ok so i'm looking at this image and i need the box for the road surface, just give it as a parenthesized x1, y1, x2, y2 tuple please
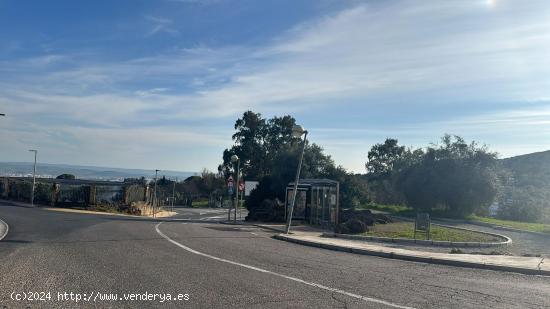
(0, 202, 549, 308)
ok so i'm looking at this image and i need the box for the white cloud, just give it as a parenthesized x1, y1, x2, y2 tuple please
(145, 15, 178, 36)
(2, 1, 550, 171)
(7, 1, 549, 123)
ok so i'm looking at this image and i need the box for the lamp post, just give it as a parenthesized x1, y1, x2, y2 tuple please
(171, 177, 177, 212)
(285, 125, 308, 234)
(230, 154, 240, 223)
(153, 169, 160, 217)
(28, 149, 38, 207)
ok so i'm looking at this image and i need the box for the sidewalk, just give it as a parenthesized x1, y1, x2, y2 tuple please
(0, 199, 177, 218)
(263, 224, 549, 276)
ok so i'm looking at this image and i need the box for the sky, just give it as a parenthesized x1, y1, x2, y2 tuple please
(1, 0, 549, 174)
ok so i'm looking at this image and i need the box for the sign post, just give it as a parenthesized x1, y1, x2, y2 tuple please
(238, 181, 245, 220)
(414, 213, 431, 240)
(227, 176, 234, 221)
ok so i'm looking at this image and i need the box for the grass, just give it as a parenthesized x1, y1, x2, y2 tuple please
(360, 203, 550, 235)
(363, 221, 501, 242)
(190, 198, 242, 208)
(357, 203, 415, 216)
(191, 199, 209, 208)
(88, 204, 121, 214)
(467, 215, 550, 234)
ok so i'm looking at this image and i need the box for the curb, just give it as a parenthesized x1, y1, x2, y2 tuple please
(0, 218, 9, 241)
(461, 221, 550, 238)
(324, 230, 512, 248)
(396, 214, 550, 238)
(274, 234, 549, 276)
(252, 224, 287, 233)
(0, 199, 36, 208)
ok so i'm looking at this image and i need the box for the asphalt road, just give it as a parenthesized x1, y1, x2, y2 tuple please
(1, 202, 549, 308)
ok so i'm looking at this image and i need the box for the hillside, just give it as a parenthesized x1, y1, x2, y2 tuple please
(501, 150, 550, 188)
(498, 150, 550, 223)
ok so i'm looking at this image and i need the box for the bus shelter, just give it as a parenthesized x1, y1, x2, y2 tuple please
(285, 179, 339, 228)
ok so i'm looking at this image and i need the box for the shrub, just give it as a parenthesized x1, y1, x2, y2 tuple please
(56, 174, 76, 180)
(335, 223, 350, 234)
(345, 219, 368, 234)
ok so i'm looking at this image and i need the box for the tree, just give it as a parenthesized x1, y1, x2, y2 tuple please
(395, 135, 498, 217)
(224, 111, 267, 179)
(366, 138, 406, 177)
(56, 174, 76, 180)
(497, 186, 547, 222)
(365, 138, 417, 204)
(124, 176, 146, 185)
(224, 111, 371, 221)
(222, 111, 300, 180)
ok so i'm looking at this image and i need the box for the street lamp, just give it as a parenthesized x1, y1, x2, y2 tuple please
(28, 149, 38, 207)
(230, 154, 240, 223)
(171, 177, 177, 212)
(217, 165, 224, 208)
(153, 169, 160, 217)
(285, 125, 308, 234)
(0, 113, 5, 116)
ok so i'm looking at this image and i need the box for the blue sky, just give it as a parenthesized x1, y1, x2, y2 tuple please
(1, 0, 549, 173)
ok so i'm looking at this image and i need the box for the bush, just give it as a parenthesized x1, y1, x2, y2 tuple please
(374, 213, 393, 224)
(8, 180, 32, 202)
(339, 209, 393, 227)
(344, 219, 368, 234)
(245, 176, 286, 221)
(335, 223, 350, 234)
(56, 174, 76, 180)
(245, 198, 284, 222)
(34, 183, 54, 204)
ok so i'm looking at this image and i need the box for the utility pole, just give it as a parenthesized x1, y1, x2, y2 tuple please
(286, 125, 308, 234)
(231, 155, 240, 223)
(239, 184, 244, 220)
(28, 150, 38, 207)
(171, 177, 177, 212)
(153, 169, 160, 217)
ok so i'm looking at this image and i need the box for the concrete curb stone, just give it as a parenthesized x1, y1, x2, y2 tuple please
(274, 234, 549, 276)
(324, 231, 511, 248)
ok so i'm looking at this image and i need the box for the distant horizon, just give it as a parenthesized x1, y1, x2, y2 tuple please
(0, 161, 197, 182)
(2, 146, 549, 176)
(0, 161, 197, 174)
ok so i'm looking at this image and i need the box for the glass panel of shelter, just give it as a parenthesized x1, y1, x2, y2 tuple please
(310, 187, 316, 225)
(330, 186, 337, 225)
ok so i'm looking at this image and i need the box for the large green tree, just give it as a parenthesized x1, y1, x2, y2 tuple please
(366, 138, 406, 177)
(394, 135, 498, 217)
(222, 111, 300, 180)
(224, 111, 368, 218)
(365, 138, 421, 204)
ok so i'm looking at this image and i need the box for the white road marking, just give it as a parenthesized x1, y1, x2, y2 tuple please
(155, 222, 416, 309)
(0, 218, 8, 241)
(199, 214, 227, 221)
